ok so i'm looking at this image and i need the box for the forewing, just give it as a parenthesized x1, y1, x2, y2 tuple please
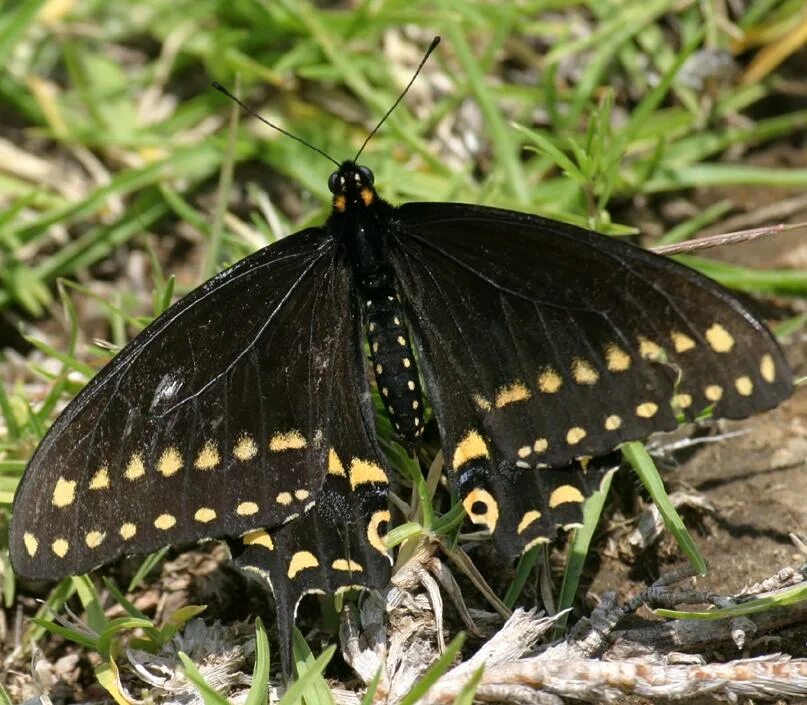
(10, 229, 386, 579)
(391, 202, 792, 554)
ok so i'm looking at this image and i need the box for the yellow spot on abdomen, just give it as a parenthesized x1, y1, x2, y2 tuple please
(120, 523, 137, 540)
(572, 359, 599, 385)
(195, 440, 220, 469)
(549, 485, 585, 507)
(705, 323, 734, 353)
(332, 558, 363, 572)
(51, 538, 69, 558)
(125, 453, 145, 480)
(276, 492, 293, 505)
(705, 385, 723, 402)
(194, 507, 217, 523)
(463, 488, 499, 532)
(23, 533, 38, 557)
(349, 459, 388, 489)
(288, 550, 319, 578)
(328, 448, 346, 476)
(367, 510, 391, 555)
(566, 427, 587, 445)
(243, 529, 274, 550)
(269, 430, 306, 452)
(638, 336, 663, 361)
(671, 331, 696, 353)
(237, 501, 259, 516)
(154, 513, 176, 530)
(538, 368, 562, 393)
(85, 531, 105, 548)
(89, 466, 110, 490)
(157, 447, 183, 477)
(517, 510, 542, 534)
(605, 344, 631, 372)
(452, 430, 489, 469)
(604, 415, 622, 430)
(234, 434, 258, 461)
(735, 376, 753, 396)
(495, 382, 531, 408)
(52, 477, 76, 507)
(636, 402, 658, 418)
(760, 354, 776, 383)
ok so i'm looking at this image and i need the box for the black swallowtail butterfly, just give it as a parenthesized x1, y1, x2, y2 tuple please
(9, 37, 793, 672)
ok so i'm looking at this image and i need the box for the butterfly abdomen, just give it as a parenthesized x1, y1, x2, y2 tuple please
(359, 266, 424, 448)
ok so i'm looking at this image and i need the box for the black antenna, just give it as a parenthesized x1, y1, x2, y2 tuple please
(211, 82, 341, 167)
(354, 35, 441, 162)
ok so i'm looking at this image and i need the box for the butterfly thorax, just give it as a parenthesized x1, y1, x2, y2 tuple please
(327, 161, 425, 449)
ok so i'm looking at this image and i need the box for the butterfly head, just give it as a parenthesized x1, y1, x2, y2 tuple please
(328, 161, 376, 213)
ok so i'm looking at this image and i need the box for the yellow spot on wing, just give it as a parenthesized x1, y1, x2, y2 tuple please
(294, 489, 310, 501)
(494, 382, 531, 408)
(760, 354, 776, 383)
(705, 385, 723, 402)
(605, 415, 622, 430)
(517, 510, 542, 534)
(332, 559, 363, 572)
(194, 507, 217, 523)
(671, 331, 696, 353)
(89, 466, 110, 490)
(463, 488, 499, 532)
(367, 510, 391, 555)
(120, 523, 137, 540)
(276, 492, 293, 505)
(524, 536, 551, 552)
(705, 323, 734, 353)
(52, 477, 76, 507)
(572, 359, 599, 385)
(288, 550, 319, 578)
(674, 393, 692, 409)
(349, 459, 388, 489)
(638, 336, 663, 360)
(538, 368, 562, 393)
(452, 430, 489, 469)
(243, 529, 274, 549)
(237, 501, 259, 516)
(85, 531, 105, 548)
(234, 434, 258, 461)
(473, 394, 492, 411)
(533, 438, 548, 453)
(51, 538, 69, 558)
(157, 447, 183, 477)
(195, 440, 220, 469)
(636, 402, 658, 418)
(605, 344, 631, 372)
(125, 453, 145, 480)
(566, 427, 587, 445)
(23, 533, 38, 557)
(154, 513, 176, 530)
(549, 485, 585, 507)
(402, 358, 411, 368)
(328, 448, 346, 476)
(735, 376, 753, 396)
(269, 430, 306, 452)
(517, 446, 531, 458)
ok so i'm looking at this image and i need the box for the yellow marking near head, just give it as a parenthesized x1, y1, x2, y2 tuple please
(333, 194, 346, 212)
(636, 402, 658, 418)
(463, 488, 499, 532)
(524, 536, 551, 552)
(566, 427, 587, 445)
(237, 501, 259, 516)
(549, 484, 585, 507)
(572, 359, 599, 385)
(538, 368, 562, 393)
(349, 459, 388, 489)
(533, 438, 548, 453)
(269, 430, 307, 453)
(194, 507, 217, 523)
(517, 445, 531, 458)
(517, 510, 542, 534)
(638, 336, 663, 361)
(154, 513, 176, 530)
(495, 382, 531, 408)
(360, 187, 374, 206)
(473, 394, 492, 412)
(288, 551, 319, 578)
(125, 453, 145, 480)
(85, 531, 105, 548)
(194, 440, 220, 470)
(295, 489, 310, 501)
(403, 358, 411, 368)
(605, 415, 622, 431)
(120, 523, 137, 540)
(760, 354, 776, 383)
(243, 529, 274, 550)
(452, 430, 489, 469)
(705, 385, 723, 402)
(332, 558, 363, 572)
(674, 393, 692, 409)
(23, 533, 38, 557)
(276, 492, 293, 505)
(671, 331, 696, 353)
(328, 448, 346, 476)
(157, 447, 183, 477)
(735, 376, 753, 396)
(705, 323, 734, 353)
(52, 477, 76, 507)
(51, 538, 69, 558)
(234, 434, 258, 461)
(89, 466, 110, 490)
(367, 510, 391, 555)
(605, 344, 631, 372)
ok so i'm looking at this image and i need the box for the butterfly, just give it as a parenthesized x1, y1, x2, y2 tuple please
(8, 37, 793, 673)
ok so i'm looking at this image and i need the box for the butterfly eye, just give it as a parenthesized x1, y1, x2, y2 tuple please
(327, 172, 341, 194)
(358, 165, 374, 185)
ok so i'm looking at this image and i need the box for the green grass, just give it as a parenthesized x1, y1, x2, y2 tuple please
(1, 1, 806, 702)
